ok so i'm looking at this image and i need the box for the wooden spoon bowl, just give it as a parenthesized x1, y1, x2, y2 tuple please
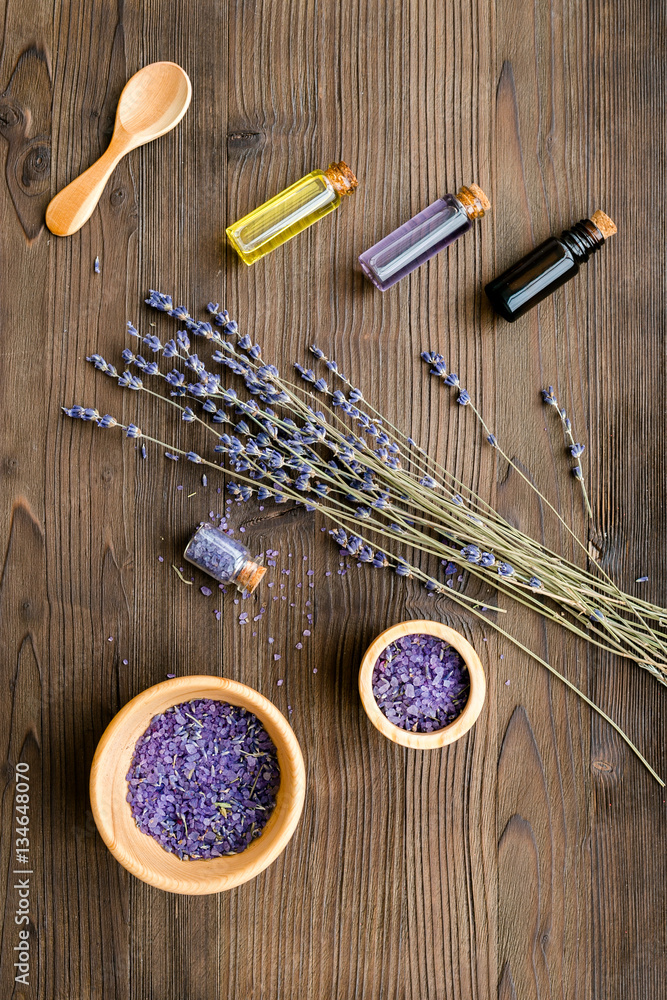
(46, 61, 192, 237)
(358, 620, 486, 749)
(89, 675, 306, 895)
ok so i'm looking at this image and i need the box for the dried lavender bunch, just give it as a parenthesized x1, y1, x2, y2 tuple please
(62, 291, 667, 784)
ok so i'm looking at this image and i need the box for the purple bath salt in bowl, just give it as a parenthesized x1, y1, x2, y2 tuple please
(372, 633, 470, 733)
(125, 698, 280, 860)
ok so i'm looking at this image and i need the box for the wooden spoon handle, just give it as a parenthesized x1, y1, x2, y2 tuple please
(46, 144, 125, 237)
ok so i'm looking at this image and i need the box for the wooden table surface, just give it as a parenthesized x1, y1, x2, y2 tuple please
(1, 1, 666, 998)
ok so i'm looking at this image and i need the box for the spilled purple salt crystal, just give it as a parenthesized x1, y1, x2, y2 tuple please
(372, 633, 470, 733)
(126, 698, 280, 859)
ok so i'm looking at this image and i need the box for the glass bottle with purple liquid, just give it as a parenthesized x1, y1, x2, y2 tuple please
(359, 184, 490, 291)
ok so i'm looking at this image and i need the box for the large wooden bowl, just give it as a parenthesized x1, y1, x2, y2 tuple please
(358, 620, 486, 749)
(90, 675, 306, 894)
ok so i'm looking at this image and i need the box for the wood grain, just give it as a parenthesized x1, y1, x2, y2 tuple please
(0, 0, 665, 997)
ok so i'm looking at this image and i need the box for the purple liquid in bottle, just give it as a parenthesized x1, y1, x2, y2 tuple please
(359, 186, 489, 291)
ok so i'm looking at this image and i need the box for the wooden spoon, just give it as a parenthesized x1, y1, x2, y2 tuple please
(46, 62, 192, 237)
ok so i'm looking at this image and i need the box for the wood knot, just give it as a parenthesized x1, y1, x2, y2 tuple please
(109, 186, 126, 208)
(0, 99, 23, 130)
(226, 129, 264, 152)
(592, 759, 614, 773)
(19, 141, 51, 194)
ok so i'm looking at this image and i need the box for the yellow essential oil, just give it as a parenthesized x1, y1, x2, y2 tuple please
(226, 161, 358, 265)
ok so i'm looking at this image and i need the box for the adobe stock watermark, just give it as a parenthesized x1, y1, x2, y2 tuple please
(13, 762, 32, 987)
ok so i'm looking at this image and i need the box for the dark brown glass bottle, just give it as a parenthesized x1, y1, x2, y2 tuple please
(485, 210, 616, 322)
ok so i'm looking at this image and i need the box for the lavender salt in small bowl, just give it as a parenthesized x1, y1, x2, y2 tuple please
(358, 620, 486, 749)
(90, 676, 305, 894)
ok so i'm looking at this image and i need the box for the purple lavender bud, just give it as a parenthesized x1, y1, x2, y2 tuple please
(143, 334, 162, 352)
(348, 388, 363, 403)
(528, 576, 542, 588)
(325, 359, 338, 373)
(457, 389, 471, 405)
(572, 465, 583, 480)
(541, 386, 557, 406)
(182, 407, 195, 422)
(98, 414, 118, 428)
(487, 434, 497, 447)
(165, 452, 179, 461)
(444, 373, 459, 387)
(145, 289, 173, 312)
(419, 475, 437, 488)
(314, 378, 328, 393)
(121, 348, 135, 363)
(590, 609, 605, 623)
(480, 552, 496, 567)
(94, 255, 100, 273)
(310, 345, 326, 359)
(127, 322, 140, 338)
(569, 443, 585, 458)
(118, 371, 143, 390)
(82, 407, 100, 421)
(126, 423, 141, 438)
(498, 562, 514, 577)
(460, 544, 482, 563)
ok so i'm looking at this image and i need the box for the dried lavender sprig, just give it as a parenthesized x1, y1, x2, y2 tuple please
(125, 320, 667, 657)
(88, 341, 667, 671)
(542, 385, 593, 519)
(137, 309, 667, 663)
(146, 299, 667, 668)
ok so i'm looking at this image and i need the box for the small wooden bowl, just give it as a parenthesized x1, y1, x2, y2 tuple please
(90, 675, 306, 895)
(358, 620, 486, 749)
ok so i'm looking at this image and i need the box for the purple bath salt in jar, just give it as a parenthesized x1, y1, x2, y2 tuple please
(184, 522, 266, 594)
(359, 184, 490, 291)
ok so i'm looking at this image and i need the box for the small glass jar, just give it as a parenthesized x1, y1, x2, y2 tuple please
(184, 523, 266, 594)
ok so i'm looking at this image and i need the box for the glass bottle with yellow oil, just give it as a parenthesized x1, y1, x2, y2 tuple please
(226, 161, 358, 265)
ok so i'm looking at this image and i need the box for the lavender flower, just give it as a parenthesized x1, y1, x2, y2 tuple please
(542, 384, 592, 518)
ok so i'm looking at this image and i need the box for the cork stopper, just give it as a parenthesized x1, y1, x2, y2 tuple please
(324, 161, 358, 196)
(456, 184, 491, 220)
(236, 561, 267, 594)
(590, 209, 617, 240)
